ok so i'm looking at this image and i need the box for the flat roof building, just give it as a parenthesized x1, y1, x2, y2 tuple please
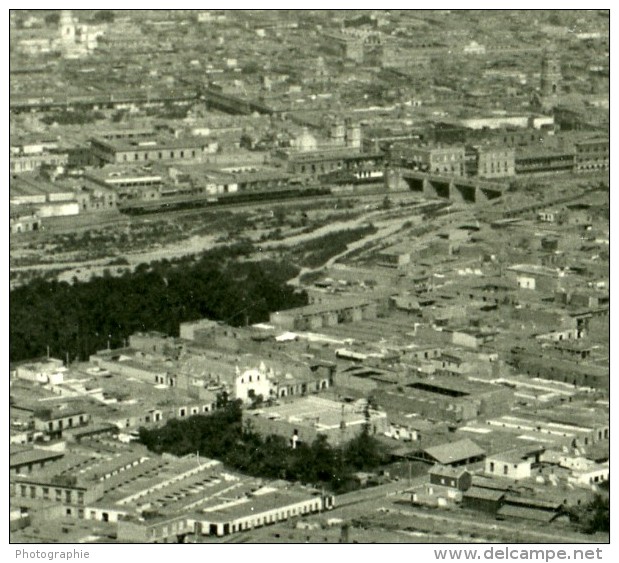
(90, 136, 212, 166)
(247, 396, 388, 447)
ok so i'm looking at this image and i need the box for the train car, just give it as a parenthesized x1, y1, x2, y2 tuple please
(118, 184, 332, 216)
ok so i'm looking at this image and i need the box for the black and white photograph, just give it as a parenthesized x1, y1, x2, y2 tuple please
(8, 6, 611, 552)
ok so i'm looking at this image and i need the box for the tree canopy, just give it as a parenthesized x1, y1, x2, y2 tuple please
(138, 400, 386, 493)
(568, 494, 610, 534)
(10, 244, 306, 363)
(92, 10, 115, 23)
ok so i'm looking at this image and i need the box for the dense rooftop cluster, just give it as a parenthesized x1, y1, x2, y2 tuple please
(10, 9, 608, 544)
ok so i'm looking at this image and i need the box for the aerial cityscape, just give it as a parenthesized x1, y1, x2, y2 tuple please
(9, 9, 609, 545)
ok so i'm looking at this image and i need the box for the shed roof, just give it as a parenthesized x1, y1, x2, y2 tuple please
(497, 504, 557, 522)
(429, 464, 470, 480)
(463, 486, 505, 501)
(424, 438, 486, 465)
(9, 448, 64, 468)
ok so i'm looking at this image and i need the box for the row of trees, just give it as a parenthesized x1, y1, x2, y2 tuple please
(10, 244, 307, 363)
(289, 225, 377, 268)
(41, 110, 106, 126)
(138, 398, 386, 494)
(44, 10, 114, 25)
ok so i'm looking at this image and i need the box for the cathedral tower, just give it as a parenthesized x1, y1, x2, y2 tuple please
(541, 47, 561, 97)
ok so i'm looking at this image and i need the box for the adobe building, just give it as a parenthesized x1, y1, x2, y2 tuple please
(429, 465, 473, 491)
(269, 298, 378, 331)
(485, 446, 545, 480)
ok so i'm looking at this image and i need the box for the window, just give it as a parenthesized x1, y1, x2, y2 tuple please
(503, 465, 508, 475)
(56, 489, 62, 501)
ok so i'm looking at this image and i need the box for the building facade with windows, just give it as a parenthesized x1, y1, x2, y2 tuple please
(90, 137, 210, 166)
(574, 137, 609, 173)
(391, 144, 466, 177)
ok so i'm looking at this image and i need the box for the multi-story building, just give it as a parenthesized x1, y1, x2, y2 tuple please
(85, 167, 164, 202)
(12, 473, 105, 519)
(574, 137, 609, 173)
(474, 146, 516, 178)
(391, 144, 466, 177)
(515, 147, 575, 175)
(9, 207, 41, 234)
(90, 136, 211, 166)
(33, 407, 90, 438)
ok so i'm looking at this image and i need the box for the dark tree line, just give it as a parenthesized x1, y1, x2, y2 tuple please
(138, 399, 386, 494)
(568, 494, 610, 534)
(40, 110, 106, 126)
(10, 244, 307, 363)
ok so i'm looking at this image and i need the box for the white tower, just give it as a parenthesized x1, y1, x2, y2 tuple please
(59, 10, 76, 45)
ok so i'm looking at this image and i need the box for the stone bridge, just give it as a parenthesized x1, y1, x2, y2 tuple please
(386, 168, 506, 204)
